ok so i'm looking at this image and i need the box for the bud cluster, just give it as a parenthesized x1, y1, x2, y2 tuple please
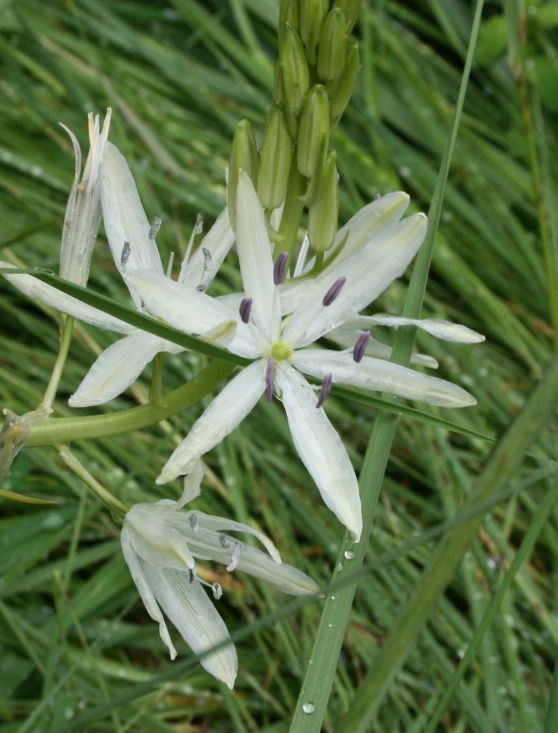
(227, 0, 362, 264)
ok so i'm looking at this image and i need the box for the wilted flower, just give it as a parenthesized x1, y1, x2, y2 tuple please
(125, 173, 482, 540)
(59, 109, 112, 286)
(121, 461, 318, 688)
(0, 407, 51, 481)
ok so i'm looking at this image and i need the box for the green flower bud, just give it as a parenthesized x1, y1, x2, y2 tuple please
(299, 0, 328, 66)
(317, 9, 347, 82)
(279, 0, 299, 46)
(327, 41, 360, 129)
(332, 0, 363, 34)
(308, 151, 339, 254)
(257, 106, 293, 211)
(228, 120, 258, 231)
(297, 85, 329, 179)
(280, 23, 310, 137)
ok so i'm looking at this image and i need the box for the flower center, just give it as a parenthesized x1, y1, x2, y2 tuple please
(270, 340, 293, 361)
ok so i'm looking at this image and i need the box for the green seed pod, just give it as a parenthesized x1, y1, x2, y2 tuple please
(308, 151, 339, 254)
(278, 0, 299, 45)
(317, 9, 347, 82)
(299, 0, 328, 66)
(227, 119, 258, 231)
(257, 106, 293, 211)
(297, 85, 329, 178)
(332, 0, 363, 34)
(327, 40, 360, 129)
(280, 23, 310, 137)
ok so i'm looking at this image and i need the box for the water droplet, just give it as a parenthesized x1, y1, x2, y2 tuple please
(302, 702, 315, 714)
(330, 595, 336, 600)
(31, 165, 43, 177)
(64, 708, 74, 720)
(344, 550, 354, 560)
(328, 623, 334, 628)
(399, 166, 411, 178)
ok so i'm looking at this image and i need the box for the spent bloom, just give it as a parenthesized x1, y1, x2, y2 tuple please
(126, 173, 481, 540)
(60, 109, 112, 286)
(121, 461, 318, 688)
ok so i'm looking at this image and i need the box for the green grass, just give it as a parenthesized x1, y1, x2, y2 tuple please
(1, 1, 558, 732)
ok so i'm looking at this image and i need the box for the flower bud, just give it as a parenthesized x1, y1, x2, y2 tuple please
(297, 85, 329, 178)
(59, 108, 112, 287)
(317, 9, 347, 82)
(299, 0, 328, 65)
(332, 0, 363, 33)
(327, 41, 360, 129)
(257, 106, 293, 210)
(278, 0, 299, 45)
(308, 151, 339, 253)
(227, 120, 259, 231)
(0, 408, 51, 481)
(280, 23, 310, 138)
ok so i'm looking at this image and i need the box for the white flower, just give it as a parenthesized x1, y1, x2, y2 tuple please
(59, 109, 112, 287)
(126, 173, 480, 540)
(68, 142, 237, 407)
(121, 461, 318, 688)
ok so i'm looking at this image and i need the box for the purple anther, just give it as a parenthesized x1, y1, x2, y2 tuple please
(374, 193, 381, 201)
(316, 373, 333, 408)
(322, 276, 346, 306)
(273, 251, 289, 285)
(353, 332, 371, 363)
(265, 358, 274, 402)
(239, 296, 253, 324)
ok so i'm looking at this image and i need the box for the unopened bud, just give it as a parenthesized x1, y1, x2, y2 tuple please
(327, 41, 360, 129)
(317, 9, 347, 82)
(332, 0, 363, 34)
(280, 23, 310, 138)
(299, 0, 328, 65)
(60, 108, 112, 287)
(257, 106, 293, 210)
(278, 0, 299, 45)
(0, 408, 51, 481)
(297, 86, 329, 179)
(227, 120, 259, 231)
(308, 152, 339, 253)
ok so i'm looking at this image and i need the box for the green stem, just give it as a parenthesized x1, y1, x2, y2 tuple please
(39, 316, 74, 411)
(278, 159, 306, 264)
(27, 360, 235, 447)
(342, 352, 558, 733)
(149, 352, 165, 405)
(57, 444, 129, 515)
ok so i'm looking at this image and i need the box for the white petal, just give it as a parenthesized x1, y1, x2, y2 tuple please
(282, 214, 428, 348)
(236, 171, 280, 341)
(69, 331, 168, 407)
(326, 325, 439, 369)
(275, 365, 362, 540)
(1, 263, 134, 334)
(126, 270, 259, 359)
(292, 349, 476, 407)
(366, 314, 486, 343)
(121, 527, 177, 659)
(176, 459, 206, 509)
(158, 360, 266, 484)
(194, 514, 282, 564)
(101, 142, 163, 307)
(125, 510, 196, 571)
(141, 565, 237, 688)
(179, 207, 235, 291)
(327, 191, 410, 267)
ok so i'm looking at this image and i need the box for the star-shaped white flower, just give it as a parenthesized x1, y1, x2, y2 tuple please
(122, 461, 318, 688)
(127, 173, 479, 540)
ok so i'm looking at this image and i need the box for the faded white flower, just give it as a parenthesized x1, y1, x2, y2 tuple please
(121, 461, 318, 688)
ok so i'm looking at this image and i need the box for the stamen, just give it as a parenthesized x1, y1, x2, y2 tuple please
(188, 513, 199, 532)
(212, 582, 223, 600)
(189, 566, 197, 583)
(316, 373, 333, 408)
(239, 297, 253, 324)
(227, 543, 242, 572)
(374, 193, 381, 201)
(322, 276, 346, 306)
(353, 332, 371, 363)
(219, 534, 231, 549)
(121, 241, 131, 266)
(293, 233, 310, 278)
(273, 251, 289, 285)
(202, 247, 212, 271)
(149, 216, 162, 240)
(265, 358, 274, 402)
(166, 251, 175, 278)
